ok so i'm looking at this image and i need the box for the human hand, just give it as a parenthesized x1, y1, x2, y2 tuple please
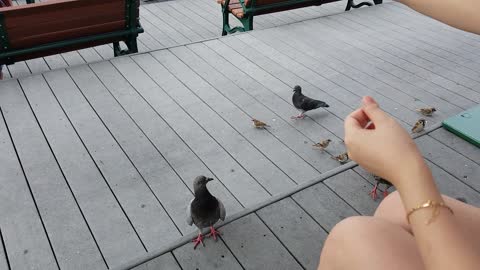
(344, 96, 426, 186)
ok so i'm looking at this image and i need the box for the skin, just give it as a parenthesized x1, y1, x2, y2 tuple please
(395, 0, 480, 35)
(318, 96, 480, 270)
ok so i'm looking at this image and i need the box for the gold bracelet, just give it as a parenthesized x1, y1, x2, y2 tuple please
(406, 200, 454, 225)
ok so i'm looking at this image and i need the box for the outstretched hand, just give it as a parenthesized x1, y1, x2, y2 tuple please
(344, 96, 425, 186)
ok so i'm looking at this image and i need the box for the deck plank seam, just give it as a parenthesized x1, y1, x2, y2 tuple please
(129, 56, 276, 197)
(106, 60, 247, 209)
(0, 227, 12, 270)
(162, 48, 322, 180)
(38, 74, 150, 253)
(61, 69, 185, 239)
(0, 106, 62, 270)
(111, 122, 443, 270)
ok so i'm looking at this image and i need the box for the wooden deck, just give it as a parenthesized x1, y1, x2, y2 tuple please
(1, 2, 480, 270)
(3, 0, 352, 79)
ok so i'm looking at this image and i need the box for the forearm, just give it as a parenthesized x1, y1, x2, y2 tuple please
(396, 0, 480, 35)
(395, 158, 480, 270)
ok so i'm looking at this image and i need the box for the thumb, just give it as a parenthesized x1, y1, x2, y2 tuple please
(362, 96, 388, 123)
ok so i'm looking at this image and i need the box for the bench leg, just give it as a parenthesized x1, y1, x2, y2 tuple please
(240, 16, 253, 32)
(345, 0, 373, 11)
(113, 37, 139, 57)
(222, 6, 229, 36)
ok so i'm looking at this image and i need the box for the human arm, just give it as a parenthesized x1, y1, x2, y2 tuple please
(396, 0, 480, 35)
(344, 96, 480, 270)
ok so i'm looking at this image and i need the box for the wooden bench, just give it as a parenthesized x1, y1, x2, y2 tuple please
(219, 0, 382, 35)
(0, 0, 143, 71)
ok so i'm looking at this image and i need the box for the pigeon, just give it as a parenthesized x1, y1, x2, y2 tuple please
(416, 107, 436, 116)
(313, 139, 331, 150)
(331, 152, 349, 164)
(187, 176, 226, 249)
(252, 118, 269, 129)
(291, 85, 329, 119)
(411, 119, 426, 133)
(370, 175, 393, 201)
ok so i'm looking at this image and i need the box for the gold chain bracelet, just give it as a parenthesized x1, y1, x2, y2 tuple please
(406, 200, 454, 225)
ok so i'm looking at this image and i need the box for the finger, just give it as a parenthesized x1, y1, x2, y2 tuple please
(361, 96, 389, 123)
(347, 108, 371, 128)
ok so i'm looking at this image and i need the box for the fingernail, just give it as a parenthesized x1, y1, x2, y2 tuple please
(362, 96, 376, 106)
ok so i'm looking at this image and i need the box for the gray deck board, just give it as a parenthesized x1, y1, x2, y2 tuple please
(19, 74, 146, 267)
(271, 22, 434, 123)
(134, 52, 300, 194)
(221, 213, 303, 270)
(0, 230, 8, 270)
(173, 239, 243, 270)
(111, 56, 271, 207)
(1, 3, 480, 269)
(292, 183, 358, 232)
(156, 48, 320, 186)
(257, 198, 328, 270)
(416, 135, 480, 192)
(313, 19, 466, 117)
(249, 26, 420, 129)
(203, 39, 350, 150)
(170, 45, 342, 177)
(66, 65, 197, 235)
(230, 34, 350, 137)
(333, 13, 480, 103)
(0, 90, 59, 270)
(383, 4, 480, 62)
(429, 129, 480, 166)
(321, 15, 477, 110)
(42, 69, 182, 251)
(375, 5, 480, 75)
(0, 79, 106, 270)
(324, 170, 379, 216)
(350, 7, 480, 90)
(131, 253, 181, 270)
(187, 42, 348, 160)
(88, 60, 244, 223)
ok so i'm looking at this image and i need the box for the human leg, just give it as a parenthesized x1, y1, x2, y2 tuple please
(318, 216, 425, 270)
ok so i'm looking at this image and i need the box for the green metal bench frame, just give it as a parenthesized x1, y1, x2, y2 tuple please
(0, 0, 144, 66)
(221, 0, 382, 35)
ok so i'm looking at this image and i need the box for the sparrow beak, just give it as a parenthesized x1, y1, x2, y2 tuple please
(207, 178, 214, 182)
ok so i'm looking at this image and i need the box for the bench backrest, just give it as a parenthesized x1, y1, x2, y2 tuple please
(0, 0, 11, 7)
(0, 0, 140, 63)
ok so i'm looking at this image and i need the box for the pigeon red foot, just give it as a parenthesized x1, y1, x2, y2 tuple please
(192, 233, 205, 249)
(208, 226, 221, 241)
(369, 183, 390, 201)
(291, 113, 305, 119)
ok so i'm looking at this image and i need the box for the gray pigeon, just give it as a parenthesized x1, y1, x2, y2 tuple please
(291, 85, 329, 119)
(187, 175, 226, 249)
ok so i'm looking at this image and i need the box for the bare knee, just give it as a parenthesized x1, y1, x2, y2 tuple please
(319, 216, 377, 269)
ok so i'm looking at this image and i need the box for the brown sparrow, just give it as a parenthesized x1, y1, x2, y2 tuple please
(331, 152, 349, 164)
(416, 107, 436, 116)
(252, 118, 269, 129)
(312, 139, 331, 150)
(411, 119, 426, 133)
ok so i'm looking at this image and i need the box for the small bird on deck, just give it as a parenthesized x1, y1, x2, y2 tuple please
(291, 85, 329, 119)
(370, 175, 393, 201)
(313, 139, 331, 150)
(411, 119, 426, 133)
(331, 152, 349, 164)
(416, 107, 436, 117)
(187, 176, 226, 249)
(252, 118, 269, 129)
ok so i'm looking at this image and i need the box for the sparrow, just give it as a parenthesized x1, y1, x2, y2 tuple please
(331, 152, 349, 164)
(416, 107, 436, 116)
(187, 176, 226, 249)
(312, 139, 332, 150)
(369, 175, 393, 201)
(252, 118, 269, 128)
(411, 119, 426, 133)
(291, 85, 329, 119)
